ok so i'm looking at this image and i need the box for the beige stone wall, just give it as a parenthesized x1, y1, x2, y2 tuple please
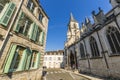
(0, 69, 42, 80)
(0, 0, 48, 79)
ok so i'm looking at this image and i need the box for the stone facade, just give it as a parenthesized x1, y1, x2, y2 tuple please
(64, 0, 120, 78)
(43, 50, 64, 68)
(0, 0, 49, 80)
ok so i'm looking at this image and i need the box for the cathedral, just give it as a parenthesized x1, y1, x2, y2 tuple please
(64, 0, 120, 78)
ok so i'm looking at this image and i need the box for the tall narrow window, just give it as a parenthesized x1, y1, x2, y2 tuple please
(106, 27, 120, 54)
(27, 0, 36, 12)
(19, 14, 32, 36)
(89, 36, 100, 57)
(80, 43, 85, 58)
(4, 45, 26, 73)
(39, 13, 43, 22)
(14, 12, 32, 37)
(10, 46, 25, 70)
(29, 51, 38, 68)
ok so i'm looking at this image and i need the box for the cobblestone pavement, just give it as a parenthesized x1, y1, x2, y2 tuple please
(44, 69, 90, 80)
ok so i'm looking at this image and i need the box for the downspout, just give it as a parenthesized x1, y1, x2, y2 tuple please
(0, 0, 24, 56)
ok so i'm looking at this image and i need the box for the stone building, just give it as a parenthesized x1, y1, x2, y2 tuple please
(64, 0, 120, 78)
(0, 0, 49, 80)
(43, 50, 64, 68)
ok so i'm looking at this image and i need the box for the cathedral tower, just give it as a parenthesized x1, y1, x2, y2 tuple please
(67, 13, 80, 43)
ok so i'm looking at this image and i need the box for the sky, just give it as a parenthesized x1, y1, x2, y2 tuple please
(40, 0, 112, 51)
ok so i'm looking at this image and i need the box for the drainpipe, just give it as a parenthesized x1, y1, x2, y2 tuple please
(0, 0, 24, 57)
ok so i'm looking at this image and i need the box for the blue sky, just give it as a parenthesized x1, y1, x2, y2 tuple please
(40, 0, 112, 51)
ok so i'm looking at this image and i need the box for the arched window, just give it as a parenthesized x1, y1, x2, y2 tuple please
(89, 36, 100, 57)
(80, 43, 85, 58)
(106, 27, 120, 54)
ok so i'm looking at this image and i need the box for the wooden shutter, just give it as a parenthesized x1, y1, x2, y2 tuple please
(28, 23, 38, 41)
(4, 44, 17, 73)
(0, 2, 16, 26)
(28, 23, 35, 40)
(39, 31, 45, 45)
(34, 52, 40, 68)
(32, 24, 38, 41)
(14, 11, 24, 32)
(25, 49, 32, 70)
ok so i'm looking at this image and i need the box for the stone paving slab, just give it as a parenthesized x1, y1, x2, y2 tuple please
(63, 69, 103, 80)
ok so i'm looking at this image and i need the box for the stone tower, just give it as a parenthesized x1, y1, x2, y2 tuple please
(66, 13, 80, 46)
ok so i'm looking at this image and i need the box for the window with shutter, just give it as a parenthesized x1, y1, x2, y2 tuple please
(10, 46, 25, 71)
(0, 2, 15, 26)
(14, 11, 24, 32)
(18, 49, 28, 71)
(29, 50, 38, 69)
(14, 12, 32, 37)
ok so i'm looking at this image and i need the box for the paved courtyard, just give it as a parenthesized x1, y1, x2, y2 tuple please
(44, 69, 90, 80)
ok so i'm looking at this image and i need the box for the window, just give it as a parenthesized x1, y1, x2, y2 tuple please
(30, 51, 37, 68)
(58, 57, 61, 61)
(10, 46, 25, 71)
(27, 0, 36, 12)
(39, 13, 43, 22)
(0, 0, 9, 13)
(16, 13, 32, 36)
(49, 57, 52, 60)
(0, 2, 16, 26)
(89, 36, 100, 57)
(80, 43, 85, 58)
(4, 44, 40, 73)
(106, 27, 120, 54)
